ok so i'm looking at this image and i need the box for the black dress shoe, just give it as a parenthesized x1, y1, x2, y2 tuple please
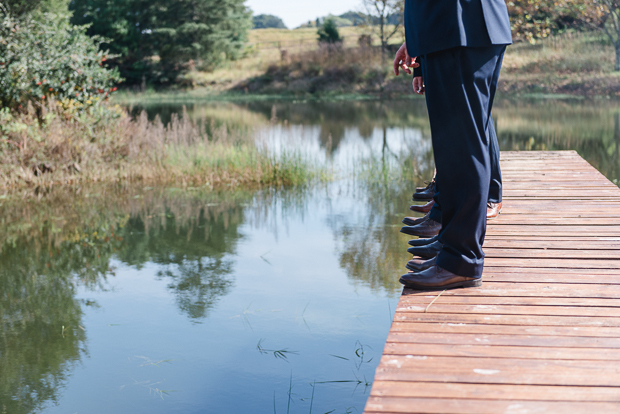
(399, 265, 482, 291)
(407, 240, 443, 259)
(410, 199, 435, 213)
(400, 218, 441, 238)
(402, 213, 429, 226)
(408, 235, 439, 247)
(415, 180, 434, 193)
(413, 180, 435, 201)
(406, 256, 436, 272)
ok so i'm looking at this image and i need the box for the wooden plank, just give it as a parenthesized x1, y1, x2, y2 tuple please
(393, 313, 620, 326)
(389, 322, 620, 337)
(396, 303, 620, 317)
(365, 151, 620, 413)
(365, 398, 620, 413)
(485, 226, 620, 235)
(370, 381, 620, 402)
(482, 258, 620, 268)
(374, 355, 620, 386)
(482, 248, 620, 259)
(384, 342, 620, 360)
(399, 295, 620, 307)
(483, 240, 620, 249)
(489, 218, 620, 225)
(404, 283, 620, 297)
(484, 235, 620, 241)
(385, 333, 620, 350)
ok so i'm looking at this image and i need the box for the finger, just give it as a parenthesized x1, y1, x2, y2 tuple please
(400, 62, 412, 75)
(413, 78, 423, 94)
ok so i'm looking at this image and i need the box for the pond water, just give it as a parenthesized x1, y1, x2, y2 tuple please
(3, 98, 620, 414)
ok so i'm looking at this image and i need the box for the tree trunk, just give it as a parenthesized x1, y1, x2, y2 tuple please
(380, 17, 386, 66)
(616, 45, 620, 72)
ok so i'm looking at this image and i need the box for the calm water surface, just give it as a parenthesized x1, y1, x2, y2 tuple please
(3, 98, 620, 414)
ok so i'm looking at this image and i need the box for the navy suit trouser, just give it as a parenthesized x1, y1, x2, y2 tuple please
(428, 114, 502, 223)
(422, 45, 506, 277)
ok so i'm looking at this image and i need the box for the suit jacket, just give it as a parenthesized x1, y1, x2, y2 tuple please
(404, 0, 512, 59)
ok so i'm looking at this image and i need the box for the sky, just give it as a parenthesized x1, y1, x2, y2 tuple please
(245, 0, 362, 29)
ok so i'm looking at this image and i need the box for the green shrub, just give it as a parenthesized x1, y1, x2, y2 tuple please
(317, 18, 342, 44)
(0, 9, 121, 112)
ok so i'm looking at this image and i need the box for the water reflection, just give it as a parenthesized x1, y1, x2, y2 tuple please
(493, 100, 620, 184)
(0, 241, 88, 414)
(0, 188, 254, 412)
(1, 178, 418, 413)
(116, 197, 249, 320)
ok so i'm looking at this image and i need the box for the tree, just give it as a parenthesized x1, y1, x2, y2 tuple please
(507, 0, 583, 43)
(2, 0, 43, 16)
(362, 0, 403, 63)
(253, 14, 287, 29)
(0, 8, 121, 111)
(317, 17, 342, 44)
(69, 0, 252, 84)
(582, 0, 620, 71)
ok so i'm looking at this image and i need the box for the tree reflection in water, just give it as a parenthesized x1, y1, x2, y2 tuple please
(0, 187, 255, 412)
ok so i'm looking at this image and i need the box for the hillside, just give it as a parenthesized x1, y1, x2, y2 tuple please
(182, 28, 620, 98)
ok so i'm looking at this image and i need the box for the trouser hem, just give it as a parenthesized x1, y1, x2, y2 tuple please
(436, 250, 484, 278)
(429, 205, 442, 223)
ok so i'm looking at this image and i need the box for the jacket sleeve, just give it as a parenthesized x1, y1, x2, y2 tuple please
(413, 57, 422, 78)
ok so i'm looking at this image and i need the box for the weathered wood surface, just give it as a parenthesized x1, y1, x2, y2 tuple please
(365, 151, 620, 414)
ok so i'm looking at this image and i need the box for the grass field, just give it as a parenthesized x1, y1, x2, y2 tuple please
(193, 26, 404, 91)
(122, 27, 620, 99)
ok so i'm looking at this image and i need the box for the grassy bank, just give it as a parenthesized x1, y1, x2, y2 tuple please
(0, 103, 327, 190)
(134, 28, 620, 99)
(500, 31, 620, 97)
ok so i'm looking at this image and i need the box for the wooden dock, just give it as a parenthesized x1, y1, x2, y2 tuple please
(365, 151, 620, 414)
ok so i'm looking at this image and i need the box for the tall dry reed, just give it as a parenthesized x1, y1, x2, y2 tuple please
(0, 102, 323, 189)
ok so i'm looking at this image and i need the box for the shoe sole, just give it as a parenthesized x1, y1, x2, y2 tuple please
(400, 228, 440, 238)
(406, 263, 434, 272)
(402, 218, 425, 226)
(410, 207, 433, 213)
(407, 249, 440, 260)
(398, 277, 482, 291)
(408, 238, 436, 247)
(412, 194, 434, 201)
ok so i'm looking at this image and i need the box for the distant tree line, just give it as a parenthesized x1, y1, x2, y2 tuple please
(300, 11, 400, 29)
(253, 14, 286, 29)
(69, 0, 252, 85)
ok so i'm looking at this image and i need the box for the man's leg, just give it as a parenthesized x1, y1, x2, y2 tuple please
(428, 113, 500, 224)
(488, 114, 502, 204)
(422, 45, 506, 278)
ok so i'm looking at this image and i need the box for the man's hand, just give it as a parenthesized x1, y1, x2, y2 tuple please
(413, 76, 425, 95)
(393, 42, 418, 76)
